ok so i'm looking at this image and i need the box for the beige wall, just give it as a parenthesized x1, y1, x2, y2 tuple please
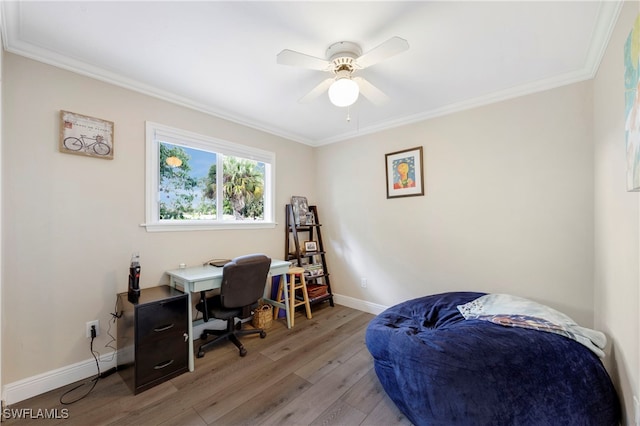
(594, 1, 640, 424)
(317, 81, 595, 325)
(1, 53, 315, 384)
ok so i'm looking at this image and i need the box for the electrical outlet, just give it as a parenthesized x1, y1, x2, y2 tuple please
(360, 277, 368, 288)
(86, 320, 99, 338)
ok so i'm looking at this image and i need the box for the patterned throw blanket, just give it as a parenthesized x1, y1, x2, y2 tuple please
(457, 293, 607, 358)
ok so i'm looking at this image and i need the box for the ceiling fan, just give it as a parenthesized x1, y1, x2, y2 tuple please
(277, 36, 409, 108)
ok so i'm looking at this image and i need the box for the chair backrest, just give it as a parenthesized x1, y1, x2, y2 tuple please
(219, 254, 271, 309)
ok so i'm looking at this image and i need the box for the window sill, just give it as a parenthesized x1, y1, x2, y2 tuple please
(141, 221, 277, 232)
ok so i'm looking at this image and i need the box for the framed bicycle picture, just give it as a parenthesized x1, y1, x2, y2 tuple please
(59, 110, 114, 160)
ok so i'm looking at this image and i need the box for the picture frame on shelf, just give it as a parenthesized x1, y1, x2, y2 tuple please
(304, 241, 318, 253)
(385, 146, 424, 198)
(305, 211, 315, 225)
(291, 195, 309, 225)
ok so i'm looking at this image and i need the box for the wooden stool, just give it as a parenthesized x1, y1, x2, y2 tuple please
(273, 267, 312, 327)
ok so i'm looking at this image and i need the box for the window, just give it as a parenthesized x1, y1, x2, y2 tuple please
(144, 122, 275, 231)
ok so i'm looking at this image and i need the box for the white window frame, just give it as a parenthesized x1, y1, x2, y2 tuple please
(143, 122, 275, 232)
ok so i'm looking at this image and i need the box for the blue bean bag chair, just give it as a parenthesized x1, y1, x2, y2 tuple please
(365, 291, 620, 426)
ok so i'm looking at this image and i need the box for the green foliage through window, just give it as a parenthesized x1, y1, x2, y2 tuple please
(159, 142, 265, 221)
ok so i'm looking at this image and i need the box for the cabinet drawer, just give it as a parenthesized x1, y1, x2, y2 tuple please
(136, 337, 188, 385)
(137, 297, 187, 342)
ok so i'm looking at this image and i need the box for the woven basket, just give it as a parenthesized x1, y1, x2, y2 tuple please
(252, 303, 273, 329)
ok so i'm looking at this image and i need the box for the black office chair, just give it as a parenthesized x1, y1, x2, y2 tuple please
(195, 254, 271, 358)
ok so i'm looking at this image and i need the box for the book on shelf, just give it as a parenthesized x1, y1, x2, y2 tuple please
(303, 263, 324, 277)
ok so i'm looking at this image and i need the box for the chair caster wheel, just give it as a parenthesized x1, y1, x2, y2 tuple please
(260, 331, 267, 338)
(197, 350, 205, 358)
(239, 348, 247, 357)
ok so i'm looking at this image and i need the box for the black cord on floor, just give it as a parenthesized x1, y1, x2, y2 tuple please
(59, 335, 100, 405)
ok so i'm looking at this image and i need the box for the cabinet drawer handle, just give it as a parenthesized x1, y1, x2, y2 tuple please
(154, 359, 174, 370)
(153, 324, 174, 332)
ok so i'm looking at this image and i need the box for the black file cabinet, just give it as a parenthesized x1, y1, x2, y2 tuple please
(117, 286, 189, 394)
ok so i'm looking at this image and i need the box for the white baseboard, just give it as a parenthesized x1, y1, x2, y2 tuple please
(2, 294, 382, 406)
(3, 353, 117, 406)
(332, 293, 388, 315)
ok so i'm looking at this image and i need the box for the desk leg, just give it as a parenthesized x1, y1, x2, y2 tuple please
(171, 277, 195, 372)
(262, 272, 292, 329)
(185, 290, 194, 372)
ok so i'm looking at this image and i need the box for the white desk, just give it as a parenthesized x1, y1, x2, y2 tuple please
(166, 259, 292, 371)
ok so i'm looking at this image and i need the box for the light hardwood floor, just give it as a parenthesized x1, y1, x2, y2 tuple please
(4, 303, 411, 426)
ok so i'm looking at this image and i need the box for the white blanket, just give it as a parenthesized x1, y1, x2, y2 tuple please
(457, 293, 606, 358)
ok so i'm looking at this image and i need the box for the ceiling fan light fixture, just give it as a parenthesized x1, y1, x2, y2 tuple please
(328, 77, 359, 107)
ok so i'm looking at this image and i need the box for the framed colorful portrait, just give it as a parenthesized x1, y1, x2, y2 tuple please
(385, 146, 424, 198)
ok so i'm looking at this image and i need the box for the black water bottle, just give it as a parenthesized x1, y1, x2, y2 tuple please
(128, 253, 141, 303)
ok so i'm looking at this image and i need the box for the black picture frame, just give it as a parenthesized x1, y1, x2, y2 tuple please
(385, 146, 425, 198)
(304, 241, 318, 252)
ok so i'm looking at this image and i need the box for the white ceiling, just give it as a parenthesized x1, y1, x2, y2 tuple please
(0, 1, 623, 146)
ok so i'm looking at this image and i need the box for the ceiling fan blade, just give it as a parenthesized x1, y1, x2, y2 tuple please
(299, 78, 334, 103)
(354, 77, 390, 106)
(355, 36, 409, 69)
(277, 49, 331, 71)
